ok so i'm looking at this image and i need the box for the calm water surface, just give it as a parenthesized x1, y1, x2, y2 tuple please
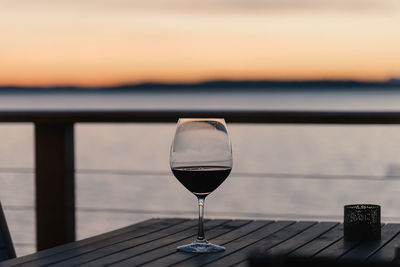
(2, 88, 400, 255)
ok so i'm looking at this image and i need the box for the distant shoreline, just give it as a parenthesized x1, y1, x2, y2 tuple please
(1, 80, 400, 92)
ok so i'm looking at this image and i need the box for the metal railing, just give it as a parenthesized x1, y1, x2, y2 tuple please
(2, 109, 400, 251)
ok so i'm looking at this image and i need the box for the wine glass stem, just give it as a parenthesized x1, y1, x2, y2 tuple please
(197, 197, 205, 241)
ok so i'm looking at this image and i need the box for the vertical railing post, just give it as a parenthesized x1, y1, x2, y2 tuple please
(35, 123, 75, 251)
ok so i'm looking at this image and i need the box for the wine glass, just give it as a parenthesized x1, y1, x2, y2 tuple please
(170, 118, 233, 253)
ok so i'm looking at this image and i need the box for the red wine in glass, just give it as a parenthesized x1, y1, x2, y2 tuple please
(172, 166, 231, 196)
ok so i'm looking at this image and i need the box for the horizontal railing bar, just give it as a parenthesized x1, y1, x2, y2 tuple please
(77, 169, 400, 181)
(2, 167, 399, 181)
(0, 168, 33, 174)
(1, 110, 400, 124)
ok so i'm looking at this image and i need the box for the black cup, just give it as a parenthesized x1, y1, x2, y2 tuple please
(344, 204, 381, 241)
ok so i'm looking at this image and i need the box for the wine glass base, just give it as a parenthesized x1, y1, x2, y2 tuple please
(177, 240, 225, 253)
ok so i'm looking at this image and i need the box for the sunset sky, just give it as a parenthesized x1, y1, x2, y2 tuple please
(1, 0, 400, 87)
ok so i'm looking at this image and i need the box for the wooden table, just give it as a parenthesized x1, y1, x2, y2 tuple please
(2, 218, 400, 266)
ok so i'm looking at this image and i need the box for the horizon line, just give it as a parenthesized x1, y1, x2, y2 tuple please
(1, 78, 400, 90)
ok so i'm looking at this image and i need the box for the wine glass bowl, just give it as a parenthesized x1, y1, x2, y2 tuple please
(170, 118, 232, 253)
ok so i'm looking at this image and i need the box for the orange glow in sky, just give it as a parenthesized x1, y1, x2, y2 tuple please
(1, 0, 400, 86)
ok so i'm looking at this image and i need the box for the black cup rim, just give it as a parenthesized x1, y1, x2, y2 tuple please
(344, 204, 380, 210)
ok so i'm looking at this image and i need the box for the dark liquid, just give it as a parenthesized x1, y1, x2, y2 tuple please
(172, 166, 231, 196)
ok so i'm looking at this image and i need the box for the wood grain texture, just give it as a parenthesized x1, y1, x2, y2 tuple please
(1, 218, 182, 266)
(26, 219, 194, 267)
(368, 224, 400, 263)
(204, 221, 317, 266)
(2, 219, 400, 266)
(108, 220, 245, 267)
(148, 220, 275, 266)
(340, 224, 400, 261)
(290, 223, 343, 257)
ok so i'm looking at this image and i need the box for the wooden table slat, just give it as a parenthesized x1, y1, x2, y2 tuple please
(24, 219, 199, 267)
(147, 220, 275, 266)
(368, 224, 400, 262)
(1, 218, 181, 267)
(234, 261, 248, 267)
(314, 235, 358, 259)
(79, 219, 233, 267)
(289, 223, 344, 257)
(108, 220, 250, 267)
(340, 224, 400, 261)
(161, 220, 295, 267)
(201, 221, 317, 266)
(3, 218, 400, 266)
(314, 223, 388, 260)
(266, 222, 338, 256)
(229, 222, 338, 267)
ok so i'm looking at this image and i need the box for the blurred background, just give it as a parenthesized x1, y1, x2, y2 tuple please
(1, 0, 400, 256)
(1, 0, 400, 85)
